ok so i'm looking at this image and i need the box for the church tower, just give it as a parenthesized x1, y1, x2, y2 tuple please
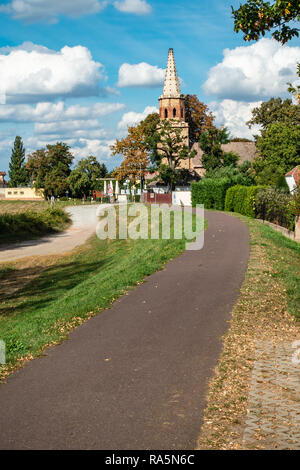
(158, 48, 189, 148)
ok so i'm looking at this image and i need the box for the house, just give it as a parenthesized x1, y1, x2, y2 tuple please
(191, 141, 257, 177)
(4, 187, 44, 200)
(285, 166, 300, 193)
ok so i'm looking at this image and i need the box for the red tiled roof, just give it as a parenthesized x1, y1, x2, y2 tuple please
(0, 172, 6, 176)
(285, 166, 300, 185)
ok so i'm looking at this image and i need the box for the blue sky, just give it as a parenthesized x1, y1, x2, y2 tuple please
(0, 0, 299, 174)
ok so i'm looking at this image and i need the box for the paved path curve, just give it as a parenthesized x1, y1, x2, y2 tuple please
(0, 205, 102, 262)
(0, 211, 249, 450)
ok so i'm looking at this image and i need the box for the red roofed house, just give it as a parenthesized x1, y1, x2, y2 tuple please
(285, 166, 300, 193)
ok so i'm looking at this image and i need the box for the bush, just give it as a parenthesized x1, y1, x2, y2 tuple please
(255, 187, 295, 230)
(191, 178, 232, 210)
(225, 185, 263, 218)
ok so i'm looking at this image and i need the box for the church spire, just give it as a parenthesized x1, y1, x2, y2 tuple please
(162, 48, 181, 98)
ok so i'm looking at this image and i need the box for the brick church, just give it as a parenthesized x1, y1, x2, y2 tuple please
(157, 48, 257, 178)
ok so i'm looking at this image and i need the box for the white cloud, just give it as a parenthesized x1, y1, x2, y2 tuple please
(0, 0, 151, 22)
(0, 43, 107, 104)
(118, 105, 158, 129)
(0, 0, 106, 23)
(203, 38, 300, 101)
(209, 99, 262, 139)
(34, 119, 104, 135)
(118, 62, 165, 88)
(0, 101, 125, 123)
(114, 0, 151, 15)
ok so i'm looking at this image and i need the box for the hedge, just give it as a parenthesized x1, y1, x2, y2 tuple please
(225, 185, 263, 218)
(191, 178, 232, 210)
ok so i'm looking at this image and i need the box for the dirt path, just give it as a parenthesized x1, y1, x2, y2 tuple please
(0, 205, 101, 263)
(0, 211, 249, 450)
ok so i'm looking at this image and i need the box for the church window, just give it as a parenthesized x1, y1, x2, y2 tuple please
(164, 109, 168, 118)
(173, 108, 177, 118)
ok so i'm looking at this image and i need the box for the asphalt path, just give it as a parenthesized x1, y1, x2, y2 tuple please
(0, 210, 249, 449)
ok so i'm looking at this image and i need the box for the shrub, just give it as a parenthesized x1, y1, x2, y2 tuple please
(191, 178, 232, 210)
(225, 185, 263, 218)
(255, 187, 295, 230)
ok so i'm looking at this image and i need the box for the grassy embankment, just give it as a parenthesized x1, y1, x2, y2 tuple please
(0, 206, 202, 381)
(0, 200, 73, 244)
(197, 213, 300, 450)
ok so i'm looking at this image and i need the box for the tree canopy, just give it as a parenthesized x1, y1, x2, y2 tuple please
(232, 0, 300, 44)
(67, 156, 108, 197)
(8, 136, 28, 187)
(247, 97, 300, 131)
(254, 122, 300, 184)
(27, 142, 73, 197)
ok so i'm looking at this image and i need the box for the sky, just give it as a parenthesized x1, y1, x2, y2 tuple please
(0, 0, 299, 173)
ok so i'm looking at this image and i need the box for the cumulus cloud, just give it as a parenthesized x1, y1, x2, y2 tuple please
(203, 38, 300, 101)
(0, 43, 109, 104)
(0, 0, 106, 23)
(114, 0, 151, 15)
(209, 99, 262, 139)
(0, 0, 152, 22)
(118, 106, 158, 129)
(0, 101, 125, 123)
(118, 62, 165, 88)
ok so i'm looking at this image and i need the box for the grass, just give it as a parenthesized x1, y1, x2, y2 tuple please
(0, 206, 203, 381)
(0, 199, 93, 215)
(197, 213, 300, 450)
(0, 207, 71, 244)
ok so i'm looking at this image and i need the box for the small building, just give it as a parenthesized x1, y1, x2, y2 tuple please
(4, 187, 44, 200)
(191, 141, 257, 177)
(285, 166, 300, 193)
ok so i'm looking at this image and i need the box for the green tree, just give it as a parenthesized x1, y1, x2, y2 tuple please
(77, 156, 107, 189)
(8, 136, 28, 187)
(67, 169, 90, 198)
(27, 142, 73, 197)
(247, 97, 300, 132)
(183, 95, 215, 147)
(199, 127, 239, 171)
(254, 122, 300, 184)
(232, 0, 300, 44)
(67, 156, 108, 196)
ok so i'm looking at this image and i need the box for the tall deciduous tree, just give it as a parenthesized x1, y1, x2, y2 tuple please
(111, 113, 160, 181)
(183, 95, 215, 146)
(8, 136, 28, 187)
(247, 97, 300, 131)
(67, 156, 108, 197)
(254, 122, 300, 184)
(27, 142, 73, 197)
(232, 0, 300, 44)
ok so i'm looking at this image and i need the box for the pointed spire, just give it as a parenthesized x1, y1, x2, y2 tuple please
(162, 48, 181, 98)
